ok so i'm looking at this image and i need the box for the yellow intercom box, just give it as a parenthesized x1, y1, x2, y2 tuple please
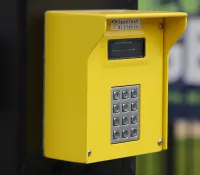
(44, 10, 187, 163)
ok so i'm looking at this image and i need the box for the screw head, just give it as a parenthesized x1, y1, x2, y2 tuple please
(88, 150, 92, 157)
(159, 23, 163, 30)
(158, 139, 162, 146)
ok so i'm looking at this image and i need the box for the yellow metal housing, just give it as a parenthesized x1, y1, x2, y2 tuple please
(44, 10, 187, 163)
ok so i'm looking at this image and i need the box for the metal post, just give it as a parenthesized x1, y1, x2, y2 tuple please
(61, 157, 136, 175)
(0, 0, 26, 174)
(166, 123, 175, 175)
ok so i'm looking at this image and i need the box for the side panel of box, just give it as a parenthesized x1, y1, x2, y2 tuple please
(162, 16, 187, 149)
(44, 13, 87, 162)
(44, 13, 106, 163)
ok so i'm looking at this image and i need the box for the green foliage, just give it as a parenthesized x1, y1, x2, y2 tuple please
(139, 0, 199, 14)
(136, 139, 200, 175)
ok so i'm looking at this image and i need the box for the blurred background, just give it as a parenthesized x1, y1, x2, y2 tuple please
(137, 0, 200, 175)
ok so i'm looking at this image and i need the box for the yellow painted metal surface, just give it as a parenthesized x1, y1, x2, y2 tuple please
(44, 10, 187, 163)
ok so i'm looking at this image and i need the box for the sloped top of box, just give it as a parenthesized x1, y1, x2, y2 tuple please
(46, 10, 187, 19)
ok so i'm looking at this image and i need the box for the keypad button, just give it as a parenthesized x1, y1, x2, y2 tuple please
(131, 89, 138, 98)
(122, 103, 129, 112)
(131, 102, 137, 111)
(130, 128, 137, 137)
(113, 117, 120, 126)
(113, 91, 120, 100)
(113, 131, 120, 139)
(122, 130, 129, 138)
(131, 115, 137, 124)
(122, 90, 129, 99)
(122, 116, 129, 125)
(113, 104, 120, 113)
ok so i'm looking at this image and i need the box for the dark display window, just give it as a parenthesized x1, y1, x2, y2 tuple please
(108, 38, 145, 60)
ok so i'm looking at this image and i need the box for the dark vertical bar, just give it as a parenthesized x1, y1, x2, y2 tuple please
(88, 157, 136, 175)
(166, 123, 175, 175)
(160, 149, 167, 175)
(61, 157, 136, 175)
(0, 0, 26, 174)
